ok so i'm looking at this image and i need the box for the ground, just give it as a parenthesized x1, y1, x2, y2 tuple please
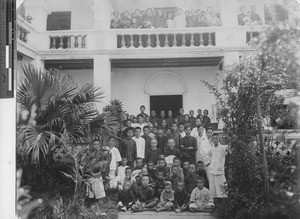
(119, 211, 215, 219)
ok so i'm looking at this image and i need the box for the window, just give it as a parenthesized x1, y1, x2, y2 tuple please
(47, 11, 71, 31)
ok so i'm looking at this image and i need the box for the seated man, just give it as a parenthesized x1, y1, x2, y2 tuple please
(132, 176, 159, 211)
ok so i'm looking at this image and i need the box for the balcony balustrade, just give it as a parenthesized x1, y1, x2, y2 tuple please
(17, 26, 29, 43)
(50, 35, 87, 49)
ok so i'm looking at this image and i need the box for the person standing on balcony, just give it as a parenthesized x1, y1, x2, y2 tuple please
(135, 9, 142, 27)
(173, 8, 187, 28)
(185, 10, 193, 27)
(250, 5, 262, 25)
(189, 9, 198, 27)
(198, 11, 209, 27)
(122, 10, 132, 28)
(111, 11, 121, 29)
(167, 12, 175, 28)
(206, 6, 213, 26)
(142, 8, 154, 28)
(154, 9, 167, 28)
(238, 5, 247, 25)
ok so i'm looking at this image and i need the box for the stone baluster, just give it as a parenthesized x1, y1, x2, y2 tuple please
(138, 35, 142, 48)
(199, 33, 204, 46)
(156, 34, 160, 48)
(74, 36, 79, 48)
(208, 33, 212, 46)
(59, 36, 63, 48)
(67, 36, 71, 48)
(51, 37, 56, 49)
(121, 35, 125, 48)
(130, 35, 134, 48)
(182, 33, 186, 47)
(81, 35, 86, 48)
(165, 34, 169, 47)
(147, 35, 151, 48)
(190, 33, 195, 47)
(173, 33, 177, 47)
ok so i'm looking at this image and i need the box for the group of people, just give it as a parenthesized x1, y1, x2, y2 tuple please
(238, 5, 262, 26)
(85, 105, 228, 213)
(111, 7, 222, 29)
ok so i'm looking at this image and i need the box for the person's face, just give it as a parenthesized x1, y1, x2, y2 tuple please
(165, 184, 172, 192)
(158, 9, 162, 16)
(185, 127, 192, 135)
(153, 127, 158, 134)
(166, 129, 171, 135)
(135, 129, 141, 137)
(157, 129, 164, 137)
(185, 11, 190, 17)
(168, 111, 172, 117)
(148, 162, 154, 170)
(168, 139, 175, 149)
(177, 182, 184, 191)
(203, 110, 208, 116)
(189, 165, 196, 173)
(189, 110, 194, 116)
(154, 122, 159, 127)
(126, 120, 132, 127)
(162, 120, 167, 127)
(140, 107, 145, 113)
(92, 141, 100, 150)
(161, 111, 165, 118)
(171, 124, 178, 131)
(130, 115, 134, 120)
(241, 6, 246, 14)
(179, 108, 184, 115)
(198, 127, 204, 136)
(148, 123, 153, 131)
(136, 159, 143, 167)
(141, 167, 148, 176)
(174, 119, 178, 124)
(197, 180, 204, 190)
(135, 9, 141, 16)
(145, 116, 150, 123)
(108, 138, 115, 147)
(144, 128, 150, 136)
(150, 139, 158, 150)
(173, 159, 180, 167)
(124, 182, 131, 190)
(184, 115, 189, 121)
(183, 162, 189, 170)
(157, 172, 164, 180)
(138, 116, 144, 124)
(141, 177, 149, 187)
(151, 110, 156, 117)
(197, 162, 204, 170)
(114, 11, 119, 17)
(172, 167, 178, 175)
(133, 118, 137, 123)
(206, 129, 213, 139)
(179, 125, 184, 132)
(159, 160, 165, 167)
(136, 176, 141, 184)
(122, 158, 128, 166)
(198, 109, 202, 115)
(125, 169, 132, 177)
(124, 11, 129, 17)
(212, 135, 219, 146)
(195, 119, 201, 126)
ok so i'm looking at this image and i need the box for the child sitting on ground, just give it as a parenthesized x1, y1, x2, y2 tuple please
(184, 164, 198, 195)
(132, 176, 159, 211)
(132, 175, 142, 197)
(154, 171, 165, 198)
(169, 157, 184, 181)
(155, 181, 174, 212)
(118, 181, 136, 212)
(189, 177, 214, 212)
(173, 180, 190, 213)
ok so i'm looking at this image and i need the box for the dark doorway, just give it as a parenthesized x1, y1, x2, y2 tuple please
(150, 95, 183, 118)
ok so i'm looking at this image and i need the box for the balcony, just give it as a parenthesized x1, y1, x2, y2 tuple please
(50, 35, 87, 49)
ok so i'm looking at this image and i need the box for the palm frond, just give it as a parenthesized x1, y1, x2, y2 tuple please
(72, 84, 104, 105)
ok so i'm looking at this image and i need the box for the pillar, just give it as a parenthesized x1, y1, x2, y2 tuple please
(220, 0, 239, 27)
(92, 0, 113, 30)
(23, 0, 51, 32)
(93, 55, 111, 112)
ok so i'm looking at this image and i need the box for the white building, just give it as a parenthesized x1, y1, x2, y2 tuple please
(16, 0, 291, 121)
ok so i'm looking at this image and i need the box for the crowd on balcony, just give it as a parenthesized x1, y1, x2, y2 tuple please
(238, 5, 263, 26)
(110, 7, 222, 29)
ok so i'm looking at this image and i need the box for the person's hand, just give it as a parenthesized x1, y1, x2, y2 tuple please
(175, 209, 181, 213)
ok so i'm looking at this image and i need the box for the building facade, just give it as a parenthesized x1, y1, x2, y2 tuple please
(16, 0, 291, 121)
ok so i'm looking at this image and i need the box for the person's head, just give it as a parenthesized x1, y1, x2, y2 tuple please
(135, 157, 143, 168)
(157, 171, 164, 180)
(171, 165, 178, 176)
(189, 110, 194, 117)
(203, 110, 209, 116)
(183, 161, 190, 170)
(196, 177, 205, 190)
(130, 12, 135, 18)
(140, 105, 145, 113)
(154, 122, 159, 128)
(148, 122, 153, 131)
(201, 11, 206, 16)
(125, 167, 132, 177)
(141, 175, 149, 187)
(195, 118, 202, 126)
(150, 138, 158, 150)
(212, 133, 219, 146)
(126, 119, 132, 127)
(108, 137, 115, 148)
(179, 124, 184, 133)
(164, 181, 172, 192)
(147, 161, 154, 170)
(184, 114, 189, 122)
(167, 110, 173, 118)
(196, 9, 201, 16)
(102, 146, 110, 155)
(173, 157, 181, 167)
(92, 139, 101, 150)
(134, 127, 141, 138)
(179, 108, 184, 115)
(171, 123, 178, 132)
(206, 127, 213, 139)
(174, 118, 178, 124)
(160, 110, 166, 118)
(137, 115, 144, 124)
(135, 9, 141, 16)
(145, 116, 150, 123)
(185, 10, 190, 17)
(184, 125, 192, 136)
(123, 181, 131, 191)
(197, 125, 205, 136)
(150, 110, 156, 117)
(251, 5, 256, 12)
(167, 138, 175, 150)
(143, 126, 150, 136)
(153, 126, 158, 134)
(197, 161, 205, 170)
(189, 164, 196, 173)
(166, 128, 171, 135)
(113, 11, 119, 18)
(121, 157, 128, 166)
(177, 8, 182, 16)
(177, 180, 184, 191)
(141, 167, 148, 176)
(130, 115, 135, 120)
(124, 10, 129, 18)
(127, 127, 134, 138)
(132, 117, 137, 123)
(157, 128, 164, 138)
(162, 119, 167, 127)
(159, 154, 165, 159)
(197, 109, 202, 115)
(158, 158, 166, 167)
(135, 175, 142, 184)
(146, 8, 153, 16)
(240, 5, 246, 14)
(207, 6, 213, 14)
(158, 9, 163, 17)
(167, 12, 172, 19)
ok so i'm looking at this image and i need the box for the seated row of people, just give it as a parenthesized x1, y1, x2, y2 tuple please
(111, 7, 222, 29)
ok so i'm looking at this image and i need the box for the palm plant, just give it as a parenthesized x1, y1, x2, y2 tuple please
(17, 64, 120, 163)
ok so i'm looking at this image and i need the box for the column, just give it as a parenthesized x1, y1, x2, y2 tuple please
(92, 0, 113, 30)
(219, 0, 239, 27)
(33, 56, 45, 72)
(23, 0, 51, 32)
(93, 55, 111, 112)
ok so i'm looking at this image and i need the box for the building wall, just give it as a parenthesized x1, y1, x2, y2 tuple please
(60, 69, 94, 89)
(111, 66, 218, 116)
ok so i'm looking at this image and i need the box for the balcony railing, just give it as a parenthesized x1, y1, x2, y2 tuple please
(50, 35, 87, 49)
(113, 28, 216, 49)
(17, 26, 29, 43)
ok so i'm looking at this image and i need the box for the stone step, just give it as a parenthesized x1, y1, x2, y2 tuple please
(119, 211, 215, 219)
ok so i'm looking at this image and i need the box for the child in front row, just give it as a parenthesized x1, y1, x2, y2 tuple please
(173, 180, 190, 213)
(189, 177, 214, 212)
(132, 176, 159, 211)
(118, 181, 136, 211)
(155, 181, 174, 212)
(155, 171, 165, 198)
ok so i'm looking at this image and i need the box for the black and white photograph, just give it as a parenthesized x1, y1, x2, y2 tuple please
(0, 0, 300, 218)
